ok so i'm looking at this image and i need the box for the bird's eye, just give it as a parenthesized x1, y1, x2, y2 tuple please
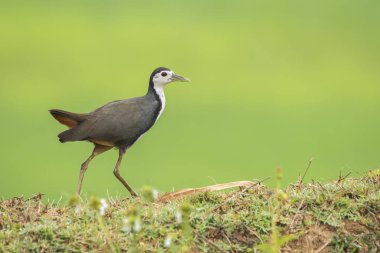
(161, 72, 167, 77)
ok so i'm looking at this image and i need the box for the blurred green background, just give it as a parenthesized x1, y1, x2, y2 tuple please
(1, 1, 379, 199)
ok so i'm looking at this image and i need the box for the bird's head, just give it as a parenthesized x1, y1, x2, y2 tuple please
(149, 67, 190, 89)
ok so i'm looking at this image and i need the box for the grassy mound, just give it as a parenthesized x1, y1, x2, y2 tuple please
(1, 170, 379, 252)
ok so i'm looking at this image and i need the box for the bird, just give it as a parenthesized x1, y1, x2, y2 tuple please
(49, 67, 190, 197)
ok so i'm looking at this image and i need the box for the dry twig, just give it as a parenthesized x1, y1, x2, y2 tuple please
(158, 180, 266, 202)
(298, 158, 314, 189)
(209, 177, 271, 213)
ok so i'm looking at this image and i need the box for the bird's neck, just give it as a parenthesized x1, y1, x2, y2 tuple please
(153, 84, 165, 106)
(148, 83, 166, 120)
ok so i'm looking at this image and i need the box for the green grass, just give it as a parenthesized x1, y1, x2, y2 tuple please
(1, 170, 379, 252)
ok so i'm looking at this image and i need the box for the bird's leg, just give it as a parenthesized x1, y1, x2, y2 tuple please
(76, 145, 111, 195)
(113, 148, 138, 197)
(76, 154, 95, 195)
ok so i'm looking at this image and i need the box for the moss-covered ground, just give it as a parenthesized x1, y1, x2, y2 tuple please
(1, 170, 379, 252)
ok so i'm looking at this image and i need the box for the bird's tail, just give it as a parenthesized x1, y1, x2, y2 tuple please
(57, 128, 79, 143)
(49, 109, 89, 143)
(49, 109, 87, 128)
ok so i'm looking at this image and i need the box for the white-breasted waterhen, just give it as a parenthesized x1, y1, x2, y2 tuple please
(50, 67, 190, 196)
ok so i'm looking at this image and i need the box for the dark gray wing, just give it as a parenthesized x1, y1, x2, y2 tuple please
(66, 96, 159, 146)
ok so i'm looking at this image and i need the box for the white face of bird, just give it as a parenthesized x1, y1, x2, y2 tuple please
(152, 70, 190, 88)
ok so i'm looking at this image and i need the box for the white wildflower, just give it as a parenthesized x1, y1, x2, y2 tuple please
(133, 219, 141, 232)
(175, 211, 182, 224)
(99, 198, 108, 216)
(122, 225, 131, 233)
(122, 218, 131, 233)
(164, 235, 172, 248)
(153, 189, 159, 200)
(74, 205, 81, 214)
(122, 218, 141, 233)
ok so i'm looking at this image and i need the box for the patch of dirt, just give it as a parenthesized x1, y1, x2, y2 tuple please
(344, 221, 369, 234)
(285, 224, 334, 253)
(231, 230, 259, 246)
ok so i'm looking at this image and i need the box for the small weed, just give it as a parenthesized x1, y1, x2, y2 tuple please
(331, 234, 362, 252)
(256, 168, 299, 252)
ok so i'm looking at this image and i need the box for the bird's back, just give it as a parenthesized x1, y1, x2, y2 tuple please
(58, 94, 161, 148)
